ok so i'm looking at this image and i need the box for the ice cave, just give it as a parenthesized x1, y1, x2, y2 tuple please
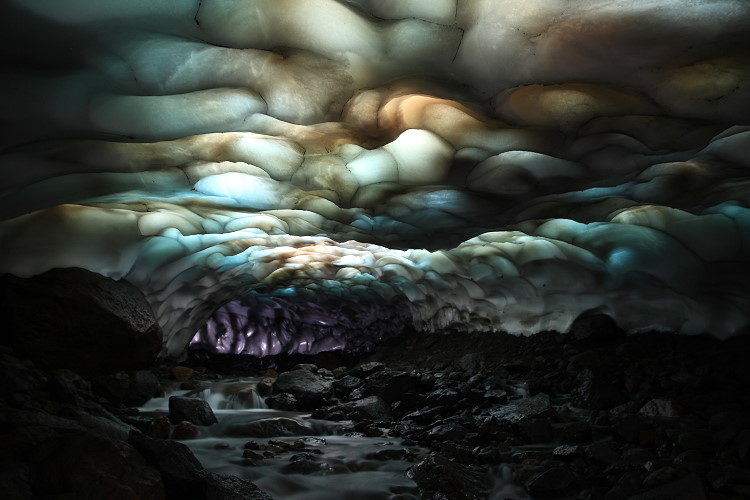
(1, 1, 750, 498)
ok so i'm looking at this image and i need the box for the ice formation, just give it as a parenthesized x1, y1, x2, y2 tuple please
(1, 0, 750, 357)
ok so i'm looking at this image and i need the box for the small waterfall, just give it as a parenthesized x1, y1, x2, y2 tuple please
(140, 378, 267, 412)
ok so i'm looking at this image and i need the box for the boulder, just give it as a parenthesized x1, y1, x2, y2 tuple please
(273, 369, 332, 409)
(0, 268, 161, 377)
(129, 434, 270, 499)
(573, 369, 625, 410)
(169, 397, 217, 426)
(31, 431, 164, 499)
(525, 467, 576, 497)
(224, 417, 311, 437)
(321, 396, 392, 421)
(488, 393, 551, 424)
(363, 370, 421, 404)
(408, 453, 489, 500)
(265, 393, 298, 411)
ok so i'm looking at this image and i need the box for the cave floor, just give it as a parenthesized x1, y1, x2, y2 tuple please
(2, 328, 750, 499)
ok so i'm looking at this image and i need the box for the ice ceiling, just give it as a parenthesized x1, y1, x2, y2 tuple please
(1, 0, 750, 358)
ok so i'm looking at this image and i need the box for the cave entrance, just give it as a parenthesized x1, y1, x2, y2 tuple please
(187, 290, 409, 370)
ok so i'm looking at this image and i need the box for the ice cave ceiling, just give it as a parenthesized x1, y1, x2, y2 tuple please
(1, 0, 750, 358)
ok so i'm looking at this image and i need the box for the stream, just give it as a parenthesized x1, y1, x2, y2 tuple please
(140, 378, 424, 499)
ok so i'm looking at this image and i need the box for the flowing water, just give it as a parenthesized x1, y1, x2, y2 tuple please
(140, 378, 424, 499)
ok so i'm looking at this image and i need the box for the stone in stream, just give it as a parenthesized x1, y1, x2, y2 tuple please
(169, 396, 218, 426)
(318, 396, 392, 421)
(333, 375, 362, 396)
(488, 393, 551, 423)
(273, 369, 333, 409)
(408, 452, 489, 499)
(225, 417, 312, 437)
(525, 467, 577, 497)
(265, 392, 298, 411)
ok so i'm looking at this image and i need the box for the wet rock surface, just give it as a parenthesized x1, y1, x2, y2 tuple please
(3, 325, 750, 499)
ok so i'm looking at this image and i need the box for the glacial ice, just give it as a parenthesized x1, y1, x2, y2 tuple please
(1, 0, 750, 357)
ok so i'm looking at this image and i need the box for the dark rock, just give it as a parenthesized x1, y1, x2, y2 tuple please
(31, 431, 164, 499)
(408, 453, 489, 500)
(129, 434, 269, 499)
(483, 389, 508, 404)
(403, 406, 445, 424)
(322, 396, 392, 421)
(128, 434, 204, 498)
(586, 440, 620, 464)
(488, 393, 551, 423)
(224, 417, 311, 437)
(256, 378, 274, 397)
(553, 444, 581, 459)
(265, 393, 297, 411)
(639, 398, 682, 419)
(291, 363, 318, 372)
(203, 472, 270, 500)
(363, 370, 421, 404)
(92, 372, 130, 405)
(519, 417, 554, 443)
(525, 467, 576, 497)
(172, 421, 200, 440)
(365, 448, 408, 460)
(629, 475, 706, 500)
(676, 430, 714, 453)
(349, 362, 385, 378)
(47, 374, 80, 405)
(568, 312, 622, 343)
(333, 375, 362, 396)
(169, 397, 217, 426)
(429, 423, 468, 442)
(0, 268, 161, 377)
(281, 458, 320, 475)
(273, 369, 332, 409)
(170, 366, 196, 382)
(126, 370, 160, 406)
(424, 388, 461, 406)
(574, 369, 625, 410)
(554, 421, 592, 444)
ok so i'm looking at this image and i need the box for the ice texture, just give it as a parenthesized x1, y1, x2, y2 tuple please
(1, 0, 749, 357)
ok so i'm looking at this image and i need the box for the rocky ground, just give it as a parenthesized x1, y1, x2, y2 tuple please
(2, 313, 750, 499)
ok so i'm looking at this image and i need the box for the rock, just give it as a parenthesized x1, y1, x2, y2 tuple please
(203, 472, 271, 500)
(31, 431, 164, 499)
(281, 458, 320, 475)
(332, 366, 348, 378)
(168, 397, 217, 426)
(92, 372, 130, 405)
(256, 378, 274, 397)
(586, 440, 620, 464)
(519, 417, 554, 443)
(553, 421, 592, 444)
(265, 393, 298, 411)
(639, 398, 682, 419)
(273, 369, 332, 409)
(128, 433, 205, 498)
(629, 475, 706, 500)
(676, 430, 714, 453)
(458, 352, 484, 373)
(0, 268, 161, 377)
(365, 448, 408, 460)
(573, 369, 625, 410)
(553, 444, 581, 459)
(408, 453, 489, 500)
(324, 396, 392, 421)
(568, 312, 622, 343)
(363, 370, 421, 404)
(129, 434, 269, 499)
(126, 370, 160, 406)
(525, 467, 576, 497)
(428, 423, 468, 442)
(483, 389, 508, 404)
(291, 363, 318, 372)
(424, 388, 460, 406)
(172, 421, 200, 440)
(224, 417, 311, 437)
(333, 375, 362, 396)
(170, 366, 196, 382)
(488, 393, 551, 423)
(349, 362, 386, 378)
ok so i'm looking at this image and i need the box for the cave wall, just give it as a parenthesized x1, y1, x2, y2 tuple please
(1, 0, 750, 357)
